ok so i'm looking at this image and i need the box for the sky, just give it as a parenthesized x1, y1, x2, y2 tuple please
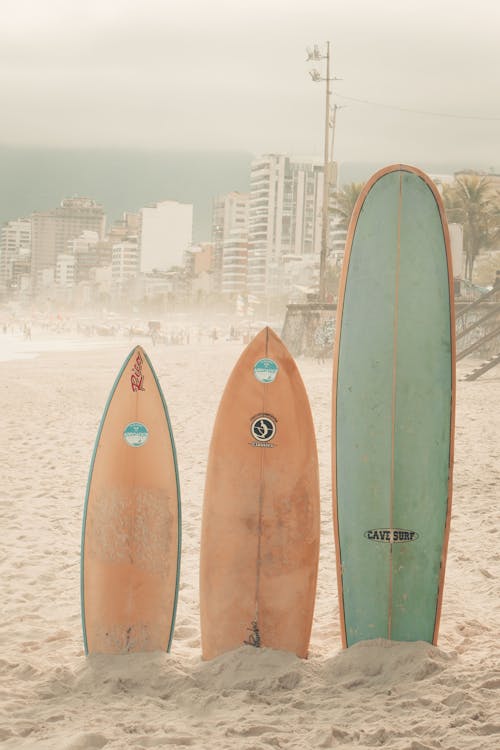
(1, 0, 500, 168)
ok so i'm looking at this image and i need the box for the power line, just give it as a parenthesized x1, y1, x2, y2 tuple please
(335, 93, 500, 121)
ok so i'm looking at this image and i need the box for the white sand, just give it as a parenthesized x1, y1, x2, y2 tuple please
(1, 331, 499, 749)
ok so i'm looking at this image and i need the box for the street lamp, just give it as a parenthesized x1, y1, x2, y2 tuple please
(307, 41, 340, 302)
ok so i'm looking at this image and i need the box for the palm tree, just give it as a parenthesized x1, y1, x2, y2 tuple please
(321, 182, 365, 301)
(331, 182, 365, 231)
(489, 199, 500, 248)
(442, 174, 500, 281)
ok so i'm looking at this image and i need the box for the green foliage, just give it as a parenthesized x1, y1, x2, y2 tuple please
(331, 182, 365, 231)
(442, 174, 500, 280)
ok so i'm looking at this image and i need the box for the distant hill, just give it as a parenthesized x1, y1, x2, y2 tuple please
(0, 147, 486, 241)
(0, 147, 253, 241)
(338, 161, 495, 186)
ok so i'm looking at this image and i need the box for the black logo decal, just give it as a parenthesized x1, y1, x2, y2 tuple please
(250, 414, 276, 443)
(364, 528, 420, 543)
(244, 620, 261, 648)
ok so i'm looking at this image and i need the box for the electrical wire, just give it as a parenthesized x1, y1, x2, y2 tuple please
(335, 94, 500, 121)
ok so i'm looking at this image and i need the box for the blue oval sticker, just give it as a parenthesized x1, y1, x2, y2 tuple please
(253, 358, 279, 384)
(123, 422, 149, 447)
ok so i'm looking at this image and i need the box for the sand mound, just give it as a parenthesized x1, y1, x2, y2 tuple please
(1, 339, 499, 748)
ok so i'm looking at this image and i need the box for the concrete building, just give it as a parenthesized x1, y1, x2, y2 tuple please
(30, 197, 106, 294)
(68, 230, 100, 283)
(186, 243, 214, 277)
(0, 217, 31, 297)
(183, 243, 214, 303)
(221, 234, 248, 295)
(211, 192, 250, 293)
(9, 257, 31, 297)
(281, 255, 318, 301)
(112, 239, 140, 286)
(330, 219, 348, 265)
(247, 155, 325, 298)
(96, 212, 140, 270)
(139, 200, 193, 273)
(55, 254, 76, 288)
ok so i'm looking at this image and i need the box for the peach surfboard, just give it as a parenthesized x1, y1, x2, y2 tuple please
(81, 346, 181, 654)
(200, 327, 320, 660)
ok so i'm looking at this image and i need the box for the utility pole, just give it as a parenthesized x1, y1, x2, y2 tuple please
(330, 103, 341, 191)
(308, 42, 339, 302)
(320, 42, 330, 304)
(282, 46, 341, 355)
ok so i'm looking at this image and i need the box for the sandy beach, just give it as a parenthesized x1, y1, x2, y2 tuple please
(0, 328, 499, 749)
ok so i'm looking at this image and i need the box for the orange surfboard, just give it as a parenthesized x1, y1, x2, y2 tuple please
(81, 346, 181, 654)
(200, 327, 320, 660)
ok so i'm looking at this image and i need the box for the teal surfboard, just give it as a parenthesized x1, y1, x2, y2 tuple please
(332, 165, 455, 647)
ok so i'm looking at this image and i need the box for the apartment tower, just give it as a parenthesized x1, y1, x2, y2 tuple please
(247, 155, 324, 298)
(30, 197, 106, 293)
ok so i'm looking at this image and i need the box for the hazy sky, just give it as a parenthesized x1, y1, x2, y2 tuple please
(2, 0, 499, 167)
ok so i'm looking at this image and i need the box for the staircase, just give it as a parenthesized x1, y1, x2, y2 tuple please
(457, 324, 500, 361)
(456, 279, 500, 380)
(456, 283, 499, 323)
(456, 304, 500, 341)
(464, 351, 500, 381)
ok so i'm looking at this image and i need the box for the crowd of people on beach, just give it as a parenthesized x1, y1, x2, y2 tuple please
(0, 311, 262, 351)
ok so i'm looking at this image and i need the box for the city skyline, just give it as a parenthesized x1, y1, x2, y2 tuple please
(1, 152, 498, 312)
(1, 0, 500, 168)
(0, 153, 341, 303)
(2, 147, 496, 247)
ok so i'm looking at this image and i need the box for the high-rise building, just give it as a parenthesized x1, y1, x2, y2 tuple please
(112, 239, 140, 285)
(139, 200, 193, 273)
(96, 212, 140, 270)
(68, 230, 100, 283)
(221, 234, 248, 295)
(55, 254, 76, 288)
(185, 243, 214, 277)
(211, 192, 250, 293)
(30, 197, 106, 293)
(247, 155, 326, 297)
(0, 218, 31, 297)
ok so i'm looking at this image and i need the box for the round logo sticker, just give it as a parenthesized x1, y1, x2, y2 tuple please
(123, 422, 149, 447)
(250, 414, 276, 442)
(253, 358, 279, 384)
